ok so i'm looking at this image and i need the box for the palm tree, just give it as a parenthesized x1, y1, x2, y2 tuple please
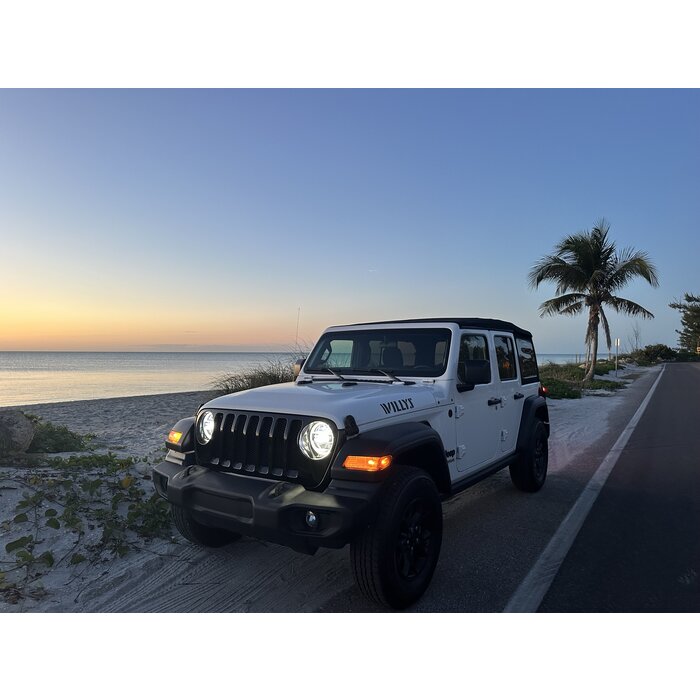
(529, 219, 659, 383)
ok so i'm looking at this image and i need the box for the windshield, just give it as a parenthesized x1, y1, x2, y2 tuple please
(304, 328, 452, 377)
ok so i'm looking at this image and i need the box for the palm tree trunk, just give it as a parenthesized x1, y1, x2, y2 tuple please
(584, 310, 599, 383)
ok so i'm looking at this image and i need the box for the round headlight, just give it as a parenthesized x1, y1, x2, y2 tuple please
(197, 410, 216, 444)
(298, 420, 335, 460)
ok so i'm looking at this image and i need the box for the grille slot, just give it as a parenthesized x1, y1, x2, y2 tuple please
(196, 410, 338, 489)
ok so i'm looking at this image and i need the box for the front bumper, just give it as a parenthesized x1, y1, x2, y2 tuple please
(153, 459, 381, 554)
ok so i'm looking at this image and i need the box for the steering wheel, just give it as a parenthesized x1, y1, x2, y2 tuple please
(412, 365, 434, 371)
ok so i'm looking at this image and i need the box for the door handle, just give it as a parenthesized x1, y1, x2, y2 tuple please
(487, 397, 502, 406)
(514, 392, 524, 400)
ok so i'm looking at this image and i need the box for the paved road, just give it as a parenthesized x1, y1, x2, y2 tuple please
(540, 363, 700, 612)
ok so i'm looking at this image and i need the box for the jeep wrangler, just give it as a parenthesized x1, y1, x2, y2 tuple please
(153, 318, 549, 609)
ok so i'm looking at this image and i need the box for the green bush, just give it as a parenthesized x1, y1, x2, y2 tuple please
(26, 417, 93, 453)
(539, 361, 625, 399)
(541, 377, 582, 399)
(630, 344, 677, 365)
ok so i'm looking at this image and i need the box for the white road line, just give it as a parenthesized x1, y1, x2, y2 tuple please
(503, 364, 666, 613)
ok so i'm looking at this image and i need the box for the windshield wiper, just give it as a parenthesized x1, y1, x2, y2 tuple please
(297, 368, 353, 384)
(299, 367, 414, 386)
(363, 368, 415, 385)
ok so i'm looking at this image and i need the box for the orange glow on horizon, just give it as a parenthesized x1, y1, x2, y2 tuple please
(0, 299, 319, 351)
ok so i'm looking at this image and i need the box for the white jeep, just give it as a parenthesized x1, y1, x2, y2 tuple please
(153, 318, 549, 608)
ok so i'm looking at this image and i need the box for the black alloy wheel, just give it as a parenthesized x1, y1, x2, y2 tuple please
(351, 466, 443, 609)
(532, 425, 548, 483)
(396, 496, 438, 581)
(509, 419, 548, 492)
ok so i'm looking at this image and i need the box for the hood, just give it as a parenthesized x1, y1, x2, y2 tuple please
(202, 380, 439, 429)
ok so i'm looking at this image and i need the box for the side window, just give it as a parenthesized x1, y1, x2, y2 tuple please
(516, 337, 539, 384)
(458, 334, 491, 385)
(494, 335, 517, 381)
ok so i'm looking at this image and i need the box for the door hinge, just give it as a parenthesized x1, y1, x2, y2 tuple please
(455, 405, 465, 418)
(500, 429, 508, 442)
(457, 444, 466, 459)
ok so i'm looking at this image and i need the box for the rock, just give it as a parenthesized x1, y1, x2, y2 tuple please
(0, 410, 35, 455)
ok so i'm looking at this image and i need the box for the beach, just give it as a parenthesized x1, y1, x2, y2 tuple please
(9, 390, 217, 460)
(0, 365, 656, 612)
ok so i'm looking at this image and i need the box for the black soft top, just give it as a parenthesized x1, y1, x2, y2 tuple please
(338, 317, 533, 338)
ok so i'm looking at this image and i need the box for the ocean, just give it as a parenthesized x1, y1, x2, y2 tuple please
(0, 351, 593, 407)
(0, 352, 287, 407)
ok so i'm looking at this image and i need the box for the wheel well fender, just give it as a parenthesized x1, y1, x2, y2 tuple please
(516, 396, 550, 454)
(330, 421, 451, 494)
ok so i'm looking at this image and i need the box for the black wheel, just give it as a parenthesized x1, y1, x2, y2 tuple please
(509, 420, 548, 492)
(350, 466, 443, 609)
(171, 504, 241, 548)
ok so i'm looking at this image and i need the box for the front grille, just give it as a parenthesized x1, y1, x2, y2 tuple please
(195, 411, 338, 489)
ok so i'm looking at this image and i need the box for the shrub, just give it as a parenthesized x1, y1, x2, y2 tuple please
(541, 377, 582, 399)
(26, 417, 93, 453)
(630, 344, 677, 365)
(539, 361, 625, 399)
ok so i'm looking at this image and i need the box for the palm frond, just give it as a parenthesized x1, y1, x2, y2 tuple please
(606, 249, 660, 290)
(607, 296, 655, 319)
(539, 293, 586, 317)
(528, 255, 588, 292)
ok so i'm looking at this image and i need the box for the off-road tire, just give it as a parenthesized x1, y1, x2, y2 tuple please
(350, 466, 442, 609)
(509, 419, 548, 492)
(171, 504, 241, 548)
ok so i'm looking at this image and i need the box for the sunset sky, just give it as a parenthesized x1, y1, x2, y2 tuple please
(1, 89, 698, 353)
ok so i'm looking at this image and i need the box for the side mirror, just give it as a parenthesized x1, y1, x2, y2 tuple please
(293, 357, 306, 379)
(457, 360, 491, 390)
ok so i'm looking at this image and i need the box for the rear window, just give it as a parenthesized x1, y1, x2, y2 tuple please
(516, 337, 539, 383)
(494, 335, 517, 381)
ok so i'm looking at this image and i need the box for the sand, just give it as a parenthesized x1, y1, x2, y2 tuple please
(0, 366, 656, 612)
(11, 390, 217, 460)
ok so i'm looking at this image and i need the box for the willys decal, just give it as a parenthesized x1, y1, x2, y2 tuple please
(380, 398, 415, 415)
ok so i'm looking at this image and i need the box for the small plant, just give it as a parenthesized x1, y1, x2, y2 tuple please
(47, 452, 134, 471)
(0, 450, 175, 604)
(541, 377, 582, 399)
(26, 417, 94, 453)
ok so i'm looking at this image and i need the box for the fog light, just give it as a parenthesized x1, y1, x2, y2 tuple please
(305, 510, 318, 529)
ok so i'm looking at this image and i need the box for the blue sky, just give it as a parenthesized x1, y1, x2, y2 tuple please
(0, 89, 698, 352)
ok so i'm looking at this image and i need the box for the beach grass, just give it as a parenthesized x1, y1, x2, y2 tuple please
(211, 356, 296, 395)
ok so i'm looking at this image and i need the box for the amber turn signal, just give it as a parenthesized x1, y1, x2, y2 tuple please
(343, 455, 392, 471)
(168, 430, 183, 444)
